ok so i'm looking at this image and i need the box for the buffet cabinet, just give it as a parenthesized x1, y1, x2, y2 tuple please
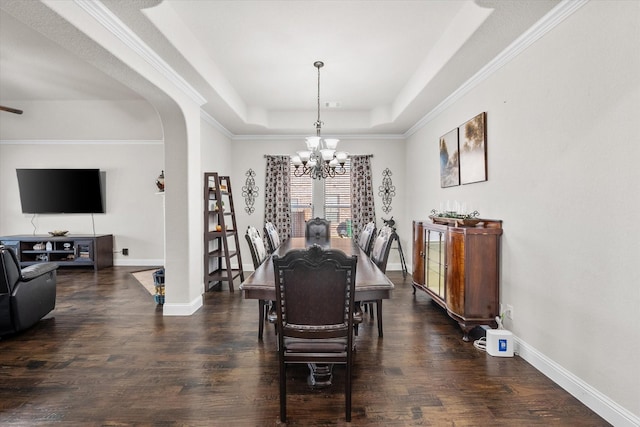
(412, 219, 503, 341)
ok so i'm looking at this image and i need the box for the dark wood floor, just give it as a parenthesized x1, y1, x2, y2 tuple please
(0, 267, 608, 426)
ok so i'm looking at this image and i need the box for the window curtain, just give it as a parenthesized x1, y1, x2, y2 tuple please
(350, 155, 375, 242)
(264, 155, 292, 240)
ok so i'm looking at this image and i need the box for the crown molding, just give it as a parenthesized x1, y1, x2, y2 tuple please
(200, 110, 234, 139)
(405, 0, 589, 137)
(74, 0, 206, 106)
(0, 139, 163, 145)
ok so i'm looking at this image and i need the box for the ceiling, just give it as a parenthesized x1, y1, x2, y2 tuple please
(0, 0, 561, 137)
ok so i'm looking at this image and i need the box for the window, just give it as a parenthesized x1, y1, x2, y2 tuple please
(324, 162, 351, 237)
(290, 160, 351, 238)
(289, 169, 313, 238)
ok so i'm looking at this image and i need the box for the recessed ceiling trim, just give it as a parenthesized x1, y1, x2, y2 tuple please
(74, 0, 206, 106)
(405, 0, 588, 137)
(231, 134, 405, 142)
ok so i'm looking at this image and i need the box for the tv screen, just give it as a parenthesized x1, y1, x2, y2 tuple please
(16, 169, 105, 214)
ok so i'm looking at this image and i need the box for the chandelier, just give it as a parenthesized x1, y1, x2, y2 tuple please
(291, 61, 348, 179)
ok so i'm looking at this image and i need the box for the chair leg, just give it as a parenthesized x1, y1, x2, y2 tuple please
(279, 360, 287, 422)
(346, 358, 352, 422)
(376, 300, 383, 337)
(258, 300, 265, 340)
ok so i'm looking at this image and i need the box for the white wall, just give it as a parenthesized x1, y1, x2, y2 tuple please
(231, 137, 406, 271)
(0, 100, 160, 141)
(405, 1, 639, 423)
(0, 100, 165, 266)
(201, 117, 233, 175)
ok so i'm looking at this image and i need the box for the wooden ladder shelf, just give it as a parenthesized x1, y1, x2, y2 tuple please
(203, 173, 244, 292)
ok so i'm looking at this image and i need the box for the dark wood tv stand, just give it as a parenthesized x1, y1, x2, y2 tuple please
(0, 234, 113, 271)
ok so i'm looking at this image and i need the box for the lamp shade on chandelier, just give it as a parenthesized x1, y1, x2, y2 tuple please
(291, 61, 348, 179)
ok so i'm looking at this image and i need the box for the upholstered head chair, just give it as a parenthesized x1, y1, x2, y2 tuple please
(272, 244, 357, 422)
(305, 217, 330, 241)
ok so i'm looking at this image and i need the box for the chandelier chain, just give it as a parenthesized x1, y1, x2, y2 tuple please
(315, 61, 323, 135)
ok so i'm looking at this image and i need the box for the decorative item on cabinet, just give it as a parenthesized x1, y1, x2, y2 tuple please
(429, 207, 484, 227)
(412, 218, 503, 341)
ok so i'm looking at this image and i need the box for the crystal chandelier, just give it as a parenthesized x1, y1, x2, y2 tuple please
(291, 61, 348, 179)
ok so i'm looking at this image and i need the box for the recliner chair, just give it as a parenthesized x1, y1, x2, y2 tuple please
(0, 245, 58, 336)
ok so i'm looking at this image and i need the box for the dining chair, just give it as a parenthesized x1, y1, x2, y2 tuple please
(361, 225, 396, 337)
(357, 221, 376, 256)
(245, 226, 274, 340)
(272, 244, 357, 423)
(305, 217, 330, 241)
(264, 221, 281, 253)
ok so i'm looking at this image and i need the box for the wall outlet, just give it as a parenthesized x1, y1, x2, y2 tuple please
(122, 248, 129, 256)
(505, 304, 514, 320)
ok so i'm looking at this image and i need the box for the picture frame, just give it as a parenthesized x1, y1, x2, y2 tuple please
(439, 127, 460, 188)
(459, 112, 487, 185)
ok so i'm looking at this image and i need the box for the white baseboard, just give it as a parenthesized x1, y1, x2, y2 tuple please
(162, 295, 203, 316)
(386, 262, 403, 271)
(514, 336, 640, 427)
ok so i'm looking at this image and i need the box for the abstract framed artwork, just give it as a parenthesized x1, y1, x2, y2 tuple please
(439, 127, 460, 188)
(459, 112, 487, 185)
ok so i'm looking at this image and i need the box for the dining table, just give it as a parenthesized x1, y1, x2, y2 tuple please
(239, 236, 395, 307)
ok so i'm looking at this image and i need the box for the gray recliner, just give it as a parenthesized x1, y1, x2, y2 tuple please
(0, 245, 58, 336)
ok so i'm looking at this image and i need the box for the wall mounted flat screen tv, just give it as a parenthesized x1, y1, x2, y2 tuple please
(16, 169, 105, 214)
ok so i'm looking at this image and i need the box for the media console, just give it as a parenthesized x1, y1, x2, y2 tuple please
(0, 234, 113, 271)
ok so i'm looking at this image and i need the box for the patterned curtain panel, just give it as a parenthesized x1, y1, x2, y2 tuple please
(350, 155, 376, 241)
(264, 155, 292, 240)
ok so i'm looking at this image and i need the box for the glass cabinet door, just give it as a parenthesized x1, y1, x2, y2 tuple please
(425, 229, 445, 300)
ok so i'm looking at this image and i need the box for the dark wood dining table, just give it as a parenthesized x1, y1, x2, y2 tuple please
(239, 237, 395, 303)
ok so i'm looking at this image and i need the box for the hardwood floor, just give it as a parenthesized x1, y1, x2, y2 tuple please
(0, 267, 608, 426)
